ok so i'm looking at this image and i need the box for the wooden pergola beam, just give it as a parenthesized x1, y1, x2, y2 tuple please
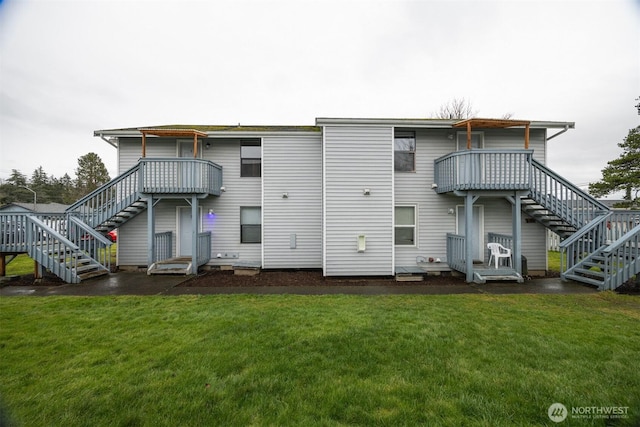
(452, 118, 532, 149)
(139, 129, 208, 158)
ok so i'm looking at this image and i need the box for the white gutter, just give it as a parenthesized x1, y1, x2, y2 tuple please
(315, 117, 575, 129)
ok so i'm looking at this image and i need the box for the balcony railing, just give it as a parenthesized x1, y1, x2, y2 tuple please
(434, 149, 533, 193)
(139, 158, 223, 195)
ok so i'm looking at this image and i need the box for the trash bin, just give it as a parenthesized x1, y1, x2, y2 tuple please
(521, 255, 528, 276)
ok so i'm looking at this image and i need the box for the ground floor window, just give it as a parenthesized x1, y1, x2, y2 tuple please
(395, 206, 416, 245)
(240, 206, 261, 243)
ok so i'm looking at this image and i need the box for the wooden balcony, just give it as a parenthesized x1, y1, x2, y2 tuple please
(433, 149, 533, 194)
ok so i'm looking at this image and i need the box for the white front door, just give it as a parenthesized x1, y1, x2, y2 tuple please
(178, 207, 202, 256)
(456, 205, 484, 262)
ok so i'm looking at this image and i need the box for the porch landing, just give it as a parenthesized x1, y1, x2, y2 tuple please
(147, 257, 193, 275)
(473, 266, 523, 284)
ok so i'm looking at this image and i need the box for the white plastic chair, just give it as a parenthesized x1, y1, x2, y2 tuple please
(487, 243, 512, 269)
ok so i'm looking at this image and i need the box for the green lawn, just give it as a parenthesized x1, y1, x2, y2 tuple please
(548, 250, 562, 273)
(1, 294, 639, 426)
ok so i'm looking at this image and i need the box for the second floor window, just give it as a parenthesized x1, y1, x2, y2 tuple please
(394, 131, 415, 172)
(241, 139, 261, 177)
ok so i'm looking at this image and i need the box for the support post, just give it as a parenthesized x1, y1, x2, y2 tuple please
(193, 134, 198, 158)
(191, 195, 198, 274)
(466, 122, 472, 149)
(142, 132, 147, 158)
(34, 260, 43, 280)
(524, 124, 530, 149)
(512, 193, 523, 275)
(0, 254, 5, 276)
(465, 193, 475, 282)
(147, 196, 155, 268)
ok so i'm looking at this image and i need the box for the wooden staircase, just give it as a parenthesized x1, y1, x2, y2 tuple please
(521, 198, 577, 238)
(527, 159, 640, 290)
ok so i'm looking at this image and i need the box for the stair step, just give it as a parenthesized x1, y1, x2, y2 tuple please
(563, 274, 604, 288)
(73, 263, 102, 273)
(573, 268, 605, 278)
(77, 269, 109, 280)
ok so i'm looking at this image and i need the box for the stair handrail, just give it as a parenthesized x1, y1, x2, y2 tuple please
(559, 212, 612, 249)
(559, 212, 611, 275)
(67, 216, 113, 272)
(66, 162, 142, 227)
(26, 215, 82, 283)
(530, 159, 609, 228)
(601, 221, 640, 290)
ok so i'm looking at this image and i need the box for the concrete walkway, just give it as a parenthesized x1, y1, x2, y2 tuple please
(0, 272, 598, 296)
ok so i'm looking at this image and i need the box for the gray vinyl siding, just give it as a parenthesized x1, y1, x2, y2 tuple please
(263, 134, 322, 269)
(479, 199, 547, 272)
(467, 128, 547, 162)
(323, 126, 394, 276)
(202, 139, 262, 266)
(394, 129, 456, 267)
(394, 128, 548, 271)
(116, 137, 261, 267)
(117, 138, 179, 266)
(118, 137, 179, 173)
(117, 199, 185, 266)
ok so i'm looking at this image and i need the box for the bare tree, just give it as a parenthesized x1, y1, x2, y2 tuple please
(432, 98, 477, 119)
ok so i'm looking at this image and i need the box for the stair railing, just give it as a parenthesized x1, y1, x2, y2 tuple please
(154, 231, 173, 262)
(197, 231, 212, 266)
(25, 215, 82, 283)
(446, 233, 466, 273)
(530, 159, 609, 229)
(66, 162, 142, 228)
(601, 222, 640, 290)
(560, 213, 611, 277)
(67, 216, 113, 272)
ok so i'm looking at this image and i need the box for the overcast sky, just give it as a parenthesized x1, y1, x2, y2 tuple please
(1, 0, 638, 194)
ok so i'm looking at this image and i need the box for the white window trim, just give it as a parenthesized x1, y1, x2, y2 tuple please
(394, 204, 418, 247)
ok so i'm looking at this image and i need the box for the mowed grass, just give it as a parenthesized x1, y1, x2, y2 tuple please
(1, 294, 640, 426)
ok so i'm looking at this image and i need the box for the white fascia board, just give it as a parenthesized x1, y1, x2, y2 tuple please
(315, 117, 575, 129)
(94, 130, 321, 138)
(316, 117, 456, 127)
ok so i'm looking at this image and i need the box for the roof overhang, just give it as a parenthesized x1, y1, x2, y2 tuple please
(315, 117, 574, 129)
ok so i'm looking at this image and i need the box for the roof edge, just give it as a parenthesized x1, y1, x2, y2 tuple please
(316, 117, 575, 129)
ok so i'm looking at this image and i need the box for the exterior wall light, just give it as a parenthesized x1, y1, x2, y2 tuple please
(363, 188, 371, 196)
(282, 192, 289, 199)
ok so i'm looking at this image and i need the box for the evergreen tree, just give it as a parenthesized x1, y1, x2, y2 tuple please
(589, 126, 640, 207)
(75, 153, 110, 195)
(5, 169, 27, 187)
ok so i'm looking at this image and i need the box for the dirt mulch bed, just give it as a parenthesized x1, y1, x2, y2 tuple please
(178, 269, 466, 287)
(0, 272, 66, 287)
